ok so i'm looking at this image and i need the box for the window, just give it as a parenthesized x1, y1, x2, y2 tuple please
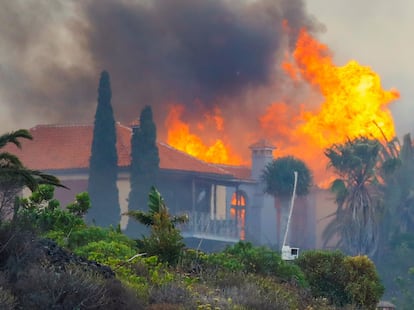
(230, 191, 247, 240)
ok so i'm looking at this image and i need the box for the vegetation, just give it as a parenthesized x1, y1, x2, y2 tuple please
(262, 156, 313, 245)
(0, 129, 64, 220)
(323, 137, 383, 256)
(87, 70, 120, 227)
(0, 127, 388, 308)
(373, 133, 414, 308)
(296, 250, 383, 309)
(126, 186, 188, 265)
(0, 181, 383, 308)
(323, 134, 414, 308)
(127, 105, 160, 236)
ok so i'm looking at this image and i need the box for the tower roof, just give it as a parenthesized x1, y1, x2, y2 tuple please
(249, 139, 276, 150)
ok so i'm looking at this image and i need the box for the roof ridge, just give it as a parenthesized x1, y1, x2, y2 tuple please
(157, 141, 231, 175)
(215, 163, 250, 169)
(116, 122, 133, 132)
(33, 123, 93, 130)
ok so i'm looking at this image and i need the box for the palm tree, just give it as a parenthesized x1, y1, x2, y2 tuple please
(323, 137, 382, 256)
(125, 186, 188, 265)
(0, 129, 65, 219)
(0, 129, 63, 190)
(262, 156, 313, 246)
(126, 186, 188, 228)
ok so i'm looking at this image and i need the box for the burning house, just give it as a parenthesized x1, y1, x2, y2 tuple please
(5, 122, 324, 251)
(0, 0, 401, 253)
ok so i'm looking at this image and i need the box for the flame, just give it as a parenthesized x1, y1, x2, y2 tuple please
(166, 104, 243, 165)
(163, 27, 399, 187)
(293, 29, 398, 146)
(263, 28, 399, 185)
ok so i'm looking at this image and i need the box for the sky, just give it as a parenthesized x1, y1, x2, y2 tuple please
(0, 0, 412, 138)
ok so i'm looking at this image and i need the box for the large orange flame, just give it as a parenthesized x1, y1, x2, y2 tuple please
(293, 29, 398, 146)
(264, 28, 399, 184)
(165, 28, 399, 186)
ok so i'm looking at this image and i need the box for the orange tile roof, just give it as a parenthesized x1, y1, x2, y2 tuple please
(3, 123, 251, 179)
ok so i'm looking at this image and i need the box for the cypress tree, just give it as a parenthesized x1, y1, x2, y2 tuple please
(87, 70, 120, 227)
(126, 105, 160, 236)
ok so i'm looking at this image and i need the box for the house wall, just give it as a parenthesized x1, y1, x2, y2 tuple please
(117, 173, 130, 230)
(54, 171, 129, 229)
(50, 170, 337, 251)
(54, 173, 89, 207)
(312, 188, 337, 248)
(212, 185, 226, 220)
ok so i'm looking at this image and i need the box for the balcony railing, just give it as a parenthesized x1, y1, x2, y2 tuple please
(179, 211, 240, 242)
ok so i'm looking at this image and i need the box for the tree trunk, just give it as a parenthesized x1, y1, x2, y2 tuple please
(275, 197, 281, 247)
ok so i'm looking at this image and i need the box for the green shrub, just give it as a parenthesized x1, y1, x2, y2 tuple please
(138, 222, 185, 266)
(17, 186, 90, 236)
(296, 250, 349, 306)
(343, 255, 384, 309)
(203, 242, 307, 286)
(67, 225, 135, 250)
(74, 240, 137, 262)
(296, 250, 384, 308)
(126, 187, 187, 266)
(66, 191, 91, 217)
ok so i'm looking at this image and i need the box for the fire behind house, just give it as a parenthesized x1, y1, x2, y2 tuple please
(0, 0, 401, 251)
(4, 123, 327, 252)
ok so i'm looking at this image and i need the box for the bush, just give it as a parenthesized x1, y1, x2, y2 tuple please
(18, 203, 85, 234)
(149, 282, 194, 307)
(296, 250, 384, 308)
(75, 240, 137, 262)
(343, 255, 384, 309)
(223, 275, 300, 310)
(203, 242, 307, 286)
(296, 250, 349, 306)
(138, 224, 184, 266)
(67, 225, 136, 250)
(14, 264, 108, 309)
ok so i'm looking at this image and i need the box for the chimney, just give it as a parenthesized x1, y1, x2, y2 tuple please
(249, 139, 275, 181)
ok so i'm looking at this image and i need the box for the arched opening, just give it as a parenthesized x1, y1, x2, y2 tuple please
(230, 190, 247, 240)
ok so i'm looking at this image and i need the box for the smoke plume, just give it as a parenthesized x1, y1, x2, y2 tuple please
(0, 0, 320, 139)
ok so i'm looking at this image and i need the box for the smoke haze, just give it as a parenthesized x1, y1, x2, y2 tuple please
(0, 0, 319, 138)
(0, 0, 410, 161)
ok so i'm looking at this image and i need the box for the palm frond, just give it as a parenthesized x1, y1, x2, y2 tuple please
(125, 210, 153, 226)
(0, 152, 24, 167)
(30, 170, 68, 188)
(148, 186, 165, 214)
(0, 129, 32, 149)
(171, 214, 189, 225)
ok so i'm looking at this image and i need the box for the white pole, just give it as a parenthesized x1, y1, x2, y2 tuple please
(282, 171, 298, 248)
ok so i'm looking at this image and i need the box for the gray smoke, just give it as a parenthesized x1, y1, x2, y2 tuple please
(0, 0, 320, 138)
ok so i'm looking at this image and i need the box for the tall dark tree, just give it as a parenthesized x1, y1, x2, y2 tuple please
(87, 71, 120, 227)
(262, 156, 313, 246)
(126, 106, 159, 236)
